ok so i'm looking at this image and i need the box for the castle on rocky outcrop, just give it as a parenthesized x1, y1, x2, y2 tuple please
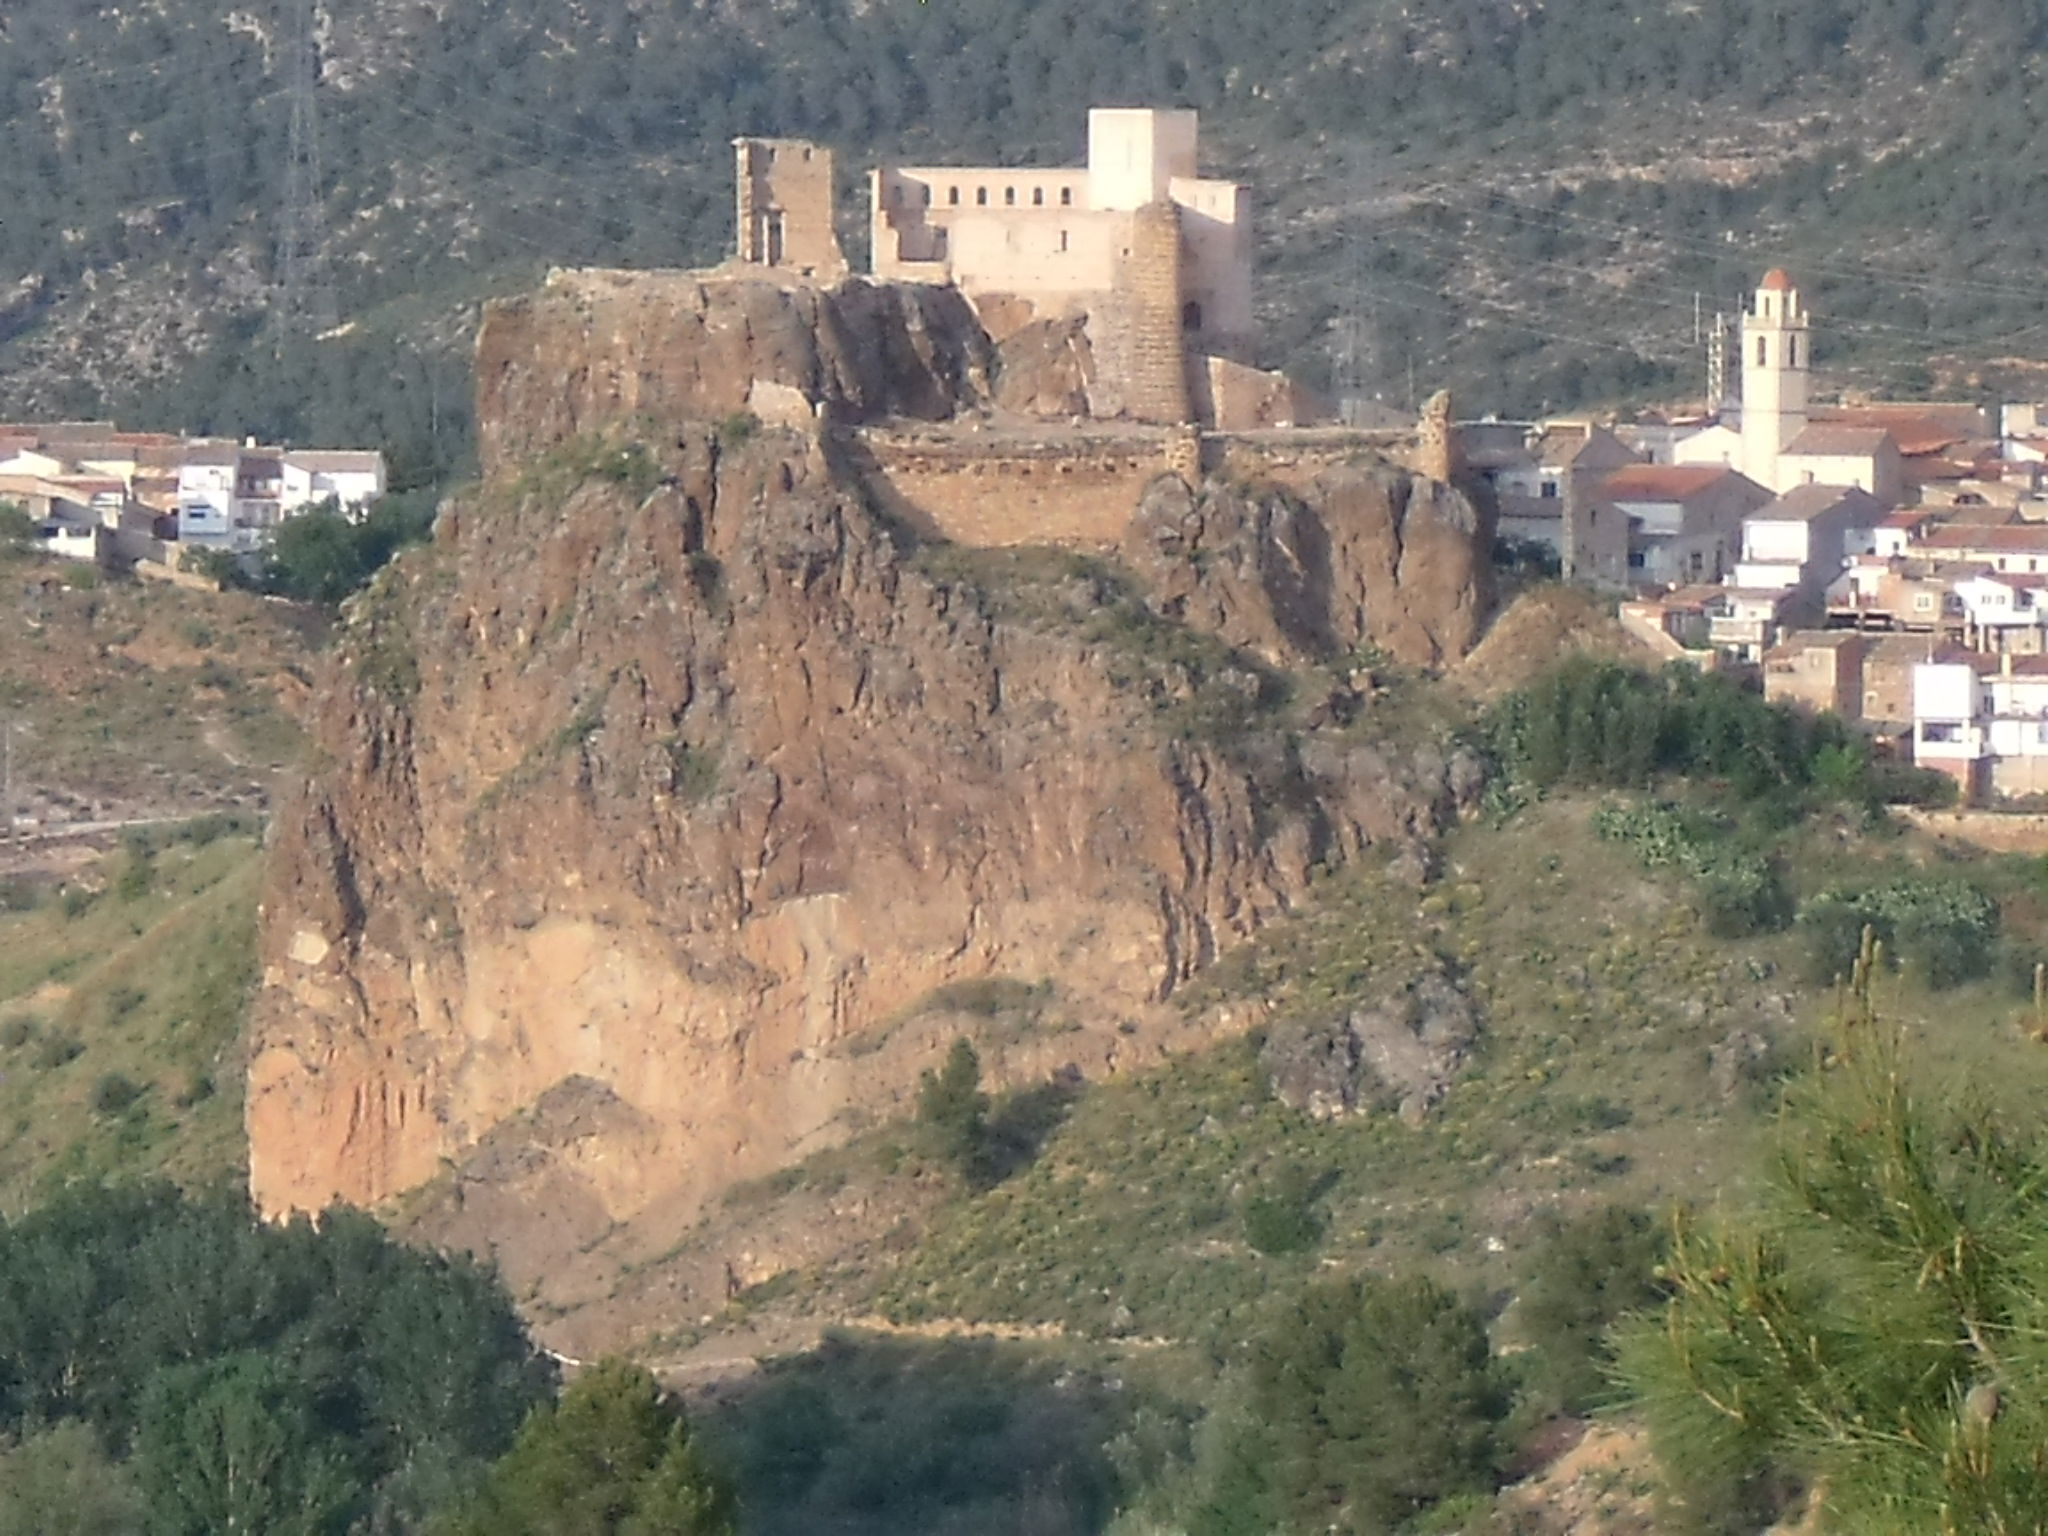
(733, 110, 1316, 430)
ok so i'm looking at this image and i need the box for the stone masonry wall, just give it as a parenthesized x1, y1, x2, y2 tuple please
(850, 426, 1429, 548)
(853, 431, 1170, 545)
(1122, 202, 1192, 424)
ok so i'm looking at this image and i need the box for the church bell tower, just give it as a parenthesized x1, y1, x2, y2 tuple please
(1739, 268, 1810, 493)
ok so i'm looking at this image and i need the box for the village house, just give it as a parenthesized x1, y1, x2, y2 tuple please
(1594, 462, 1772, 585)
(1470, 419, 1638, 584)
(1911, 652, 2048, 800)
(0, 422, 385, 566)
(1909, 522, 2048, 574)
(1731, 483, 1887, 610)
(1764, 630, 1869, 717)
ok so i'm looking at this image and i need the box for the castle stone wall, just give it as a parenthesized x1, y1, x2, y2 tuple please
(849, 425, 1425, 548)
(853, 431, 1170, 546)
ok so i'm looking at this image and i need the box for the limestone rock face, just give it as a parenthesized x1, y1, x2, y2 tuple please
(476, 268, 997, 472)
(247, 272, 1495, 1283)
(1122, 468, 1491, 668)
(1260, 968, 1483, 1124)
(992, 317, 1095, 418)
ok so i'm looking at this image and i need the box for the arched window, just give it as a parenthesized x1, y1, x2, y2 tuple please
(1787, 336, 1799, 368)
(1059, 187, 1073, 206)
(920, 184, 932, 207)
(948, 186, 960, 206)
(976, 187, 988, 205)
(1032, 187, 1044, 206)
(1756, 336, 1768, 366)
(1004, 187, 1016, 206)
(1181, 299, 1203, 332)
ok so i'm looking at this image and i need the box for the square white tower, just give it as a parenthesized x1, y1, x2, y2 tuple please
(1085, 108, 1199, 211)
(1740, 268, 1811, 493)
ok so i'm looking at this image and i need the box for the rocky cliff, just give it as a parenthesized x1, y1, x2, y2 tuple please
(247, 271, 1493, 1315)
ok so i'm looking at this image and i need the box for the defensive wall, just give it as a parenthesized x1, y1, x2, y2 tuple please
(844, 422, 1423, 548)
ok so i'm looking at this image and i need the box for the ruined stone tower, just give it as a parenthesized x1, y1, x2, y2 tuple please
(733, 138, 847, 278)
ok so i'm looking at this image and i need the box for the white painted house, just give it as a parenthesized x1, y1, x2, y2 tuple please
(281, 450, 386, 514)
(1913, 654, 2048, 800)
(1732, 484, 1887, 601)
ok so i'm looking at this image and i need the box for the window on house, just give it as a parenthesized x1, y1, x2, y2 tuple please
(1788, 336, 1799, 367)
(1540, 482, 1558, 498)
(1756, 336, 1768, 366)
(1058, 229, 1069, 252)
(948, 186, 960, 205)
(801, 146, 812, 161)
(1921, 722, 1962, 743)
(921, 184, 932, 206)
(976, 187, 988, 205)
(1004, 187, 1016, 205)
(1032, 187, 1044, 206)
(1060, 186, 1073, 206)
(1915, 593, 1935, 610)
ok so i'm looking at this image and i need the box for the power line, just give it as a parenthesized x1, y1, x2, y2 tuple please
(275, 0, 336, 341)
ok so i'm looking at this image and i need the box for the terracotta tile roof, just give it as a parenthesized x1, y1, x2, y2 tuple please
(1597, 464, 1738, 500)
(1751, 483, 1883, 522)
(1785, 425, 1893, 457)
(1917, 525, 2048, 554)
(283, 450, 383, 473)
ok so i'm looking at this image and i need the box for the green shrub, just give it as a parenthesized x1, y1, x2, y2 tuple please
(59, 887, 95, 919)
(916, 1039, 989, 1184)
(1174, 1274, 1511, 1535)
(1240, 1165, 1324, 1256)
(32, 1031, 83, 1069)
(90, 1073, 143, 1116)
(1517, 1205, 1670, 1414)
(1592, 800, 1787, 935)
(0, 1016, 38, 1049)
(115, 851, 155, 902)
(1801, 877, 1999, 990)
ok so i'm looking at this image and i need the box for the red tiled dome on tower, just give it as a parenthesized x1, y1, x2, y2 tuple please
(1758, 268, 1795, 291)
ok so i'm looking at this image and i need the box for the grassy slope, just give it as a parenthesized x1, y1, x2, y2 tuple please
(0, 831, 263, 1212)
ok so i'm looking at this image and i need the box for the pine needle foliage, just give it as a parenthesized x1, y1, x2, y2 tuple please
(1616, 930, 2048, 1535)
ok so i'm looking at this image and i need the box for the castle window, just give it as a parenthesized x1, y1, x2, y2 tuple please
(1060, 186, 1073, 206)
(921, 184, 932, 206)
(1032, 187, 1044, 206)
(1058, 229, 1069, 252)
(948, 186, 960, 206)
(801, 146, 812, 161)
(1788, 336, 1799, 368)
(767, 146, 779, 164)
(1756, 336, 1767, 366)
(1004, 186, 1016, 205)
(1181, 299, 1203, 332)
(976, 186, 988, 206)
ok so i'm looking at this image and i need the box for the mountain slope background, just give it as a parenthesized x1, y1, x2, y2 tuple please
(5, 0, 2048, 481)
